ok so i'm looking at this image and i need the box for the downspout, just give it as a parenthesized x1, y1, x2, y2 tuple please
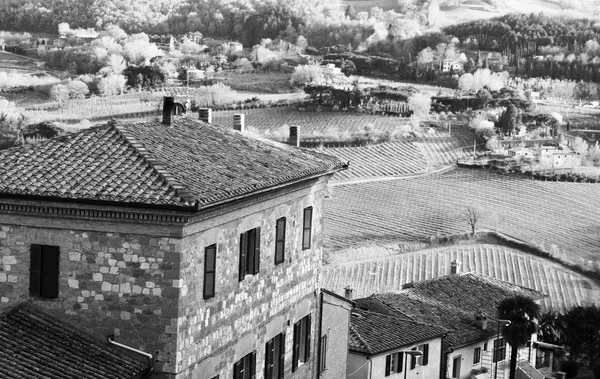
(107, 334, 154, 372)
(317, 290, 324, 378)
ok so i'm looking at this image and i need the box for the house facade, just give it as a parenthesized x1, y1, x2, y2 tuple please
(0, 104, 347, 378)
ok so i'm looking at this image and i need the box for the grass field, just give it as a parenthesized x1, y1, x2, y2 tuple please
(322, 243, 600, 313)
(324, 168, 600, 269)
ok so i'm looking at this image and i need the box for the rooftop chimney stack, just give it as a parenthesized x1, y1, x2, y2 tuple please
(233, 114, 245, 132)
(162, 97, 175, 126)
(199, 108, 212, 124)
(474, 311, 488, 330)
(289, 125, 300, 147)
(450, 260, 460, 275)
(344, 286, 353, 300)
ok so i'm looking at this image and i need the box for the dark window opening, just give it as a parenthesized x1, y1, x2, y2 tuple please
(385, 351, 403, 376)
(203, 244, 217, 299)
(293, 314, 311, 371)
(493, 338, 506, 363)
(234, 351, 256, 379)
(239, 228, 260, 281)
(29, 244, 60, 299)
(302, 207, 312, 250)
(275, 218, 286, 265)
(473, 347, 481, 364)
(265, 333, 285, 379)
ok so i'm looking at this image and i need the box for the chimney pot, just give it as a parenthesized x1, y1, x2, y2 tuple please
(233, 114, 245, 132)
(199, 108, 212, 124)
(474, 311, 488, 330)
(450, 260, 459, 275)
(162, 97, 175, 126)
(289, 125, 300, 147)
(344, 286, 353, 300)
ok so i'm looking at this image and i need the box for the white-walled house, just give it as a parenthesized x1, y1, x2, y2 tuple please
(348, 309, 446, 379)
(355, 272, 547, 379)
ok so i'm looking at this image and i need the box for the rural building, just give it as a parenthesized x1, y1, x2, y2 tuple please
(507, 147, 535, 158)
(0, 99, 348, 379)
(320, 289, 355, 379)
(442, 60, 464, 73)
(348, 308, 446, 379)
(538, 147, 580, 168)
(354, 272, 547, 379)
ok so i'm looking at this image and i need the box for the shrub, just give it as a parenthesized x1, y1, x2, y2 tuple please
(560, 360, 578, 378)
(49, 84, 70, 103)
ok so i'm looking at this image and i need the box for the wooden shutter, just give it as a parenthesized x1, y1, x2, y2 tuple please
(292, 322, 300, 372)
(239, 233, 247, 281)
(265, 339, 274, 379)
(422, 344, 429, 365)
(302, 207, 312, 250)
(250, 351, 257, 379)
(319, 335, 327, 373)
(275, 218, 285, 264)
(304, 314, 311, 362)
(41, 245, 59, 299)
(203, 245, 216, 299)
(247, 229, 255, 277)
(253, 227, 260, 275)
(278, 333, 285, 379)
(29, 244, 42, 296)
(385, 355, 391, 376)
(398, 352, 403, 372)
(233, 361, 240, 379)
(411, 354, 416, 370)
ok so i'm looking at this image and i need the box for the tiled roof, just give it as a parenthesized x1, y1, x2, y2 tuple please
(0, 118, 346, 208)
(0, 302, 149, 379)
(356, 272, 546, 349)
(349, 308, 446, 355)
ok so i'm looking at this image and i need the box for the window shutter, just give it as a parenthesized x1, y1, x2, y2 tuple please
(265, 340, 274, 379)
(320, 335, 327, 373)
(302, 207, 312, 250)
(29, 244, 42, 296)
(239, 233, 247, 281)
(398, 352, 403, 372)
(278, 333, 285, 379)
(411, 355, 416, 370)
(204, 245, 216, 299)
(385, 355, 391, 376)
(422, 344, 429, 366)
(292, 322, 300, 372)
(305, 314, 311, 362)
(247, 229, 255, 276)
(250, 351, 257, 379)
(41, 245, 60, 299)
(275, 218, 285, 264)
(253, 227, 260, 275)
(233, 361, 240, 379)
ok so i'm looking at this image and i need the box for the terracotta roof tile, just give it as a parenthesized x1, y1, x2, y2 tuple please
(349, 309, 446, 355)
(0, 302, 149, 379)
(0, 118, 346, 208)
(356, 272, 546, 349)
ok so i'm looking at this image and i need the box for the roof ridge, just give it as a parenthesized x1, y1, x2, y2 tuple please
(349, 324, 374, 355)
(355, 308, 445, 330)
(110, 121, 197, 207)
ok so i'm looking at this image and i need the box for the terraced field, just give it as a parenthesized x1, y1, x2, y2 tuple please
(322, 244, 600, 313)
(323, 141, 428, 181)
(325, 168, 600, 268)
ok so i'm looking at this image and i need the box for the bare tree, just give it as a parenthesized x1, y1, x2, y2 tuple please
(465, 206, 479, 236)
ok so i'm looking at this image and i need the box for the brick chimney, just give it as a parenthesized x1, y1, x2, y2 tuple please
(474, 311, 488, 330)
(288, 125, 300, 147)
(344, 286, 353, 300)
(450, 260, 460, 274)
(233, 114, 245, 132)
(199, 108, 212, 124)
(162, 97, 175, 126)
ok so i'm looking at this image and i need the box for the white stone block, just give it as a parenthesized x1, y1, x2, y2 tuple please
(0, 232, 6, 239)
(108, 259, 117, 266)
(120, 311, 130, 320)
(95, 294, 104, 301)
(145, 281, 155, 289)
(133, 285, 142, 294)
(152, 288, 162, 296)
(68, 279, 79, 289)
(142, 288, 150, 295)
(7, 275, 17, 283)
(77, 296, 84, 303)
(81, 290, 90, 297)
(0, 273, 6, 282)
(81, 304, 89, 310)
(138, 257, 146, 263)
(101, 282, 112, 292)
(120, 283, 131, 294)
(0, 297, 7, 303)
(172, 279, 183, 288)
(111, 284, 119, 292)
(68, 252, 81, 262)
(117, 261, 126, 268)
(1, 226, 9, 232)
(2, 256, 16, 265)
(99, 267, 109, 274)
(109, 267, 119, 275)
(123, 254, 132, 262)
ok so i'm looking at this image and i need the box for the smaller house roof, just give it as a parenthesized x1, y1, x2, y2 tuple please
(349, 309, 446, 356)
(0, 302, 150, 379)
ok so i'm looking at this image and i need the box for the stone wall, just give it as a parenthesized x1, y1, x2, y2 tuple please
(0, 224, 182, 373)
(320, 291, 353, 379)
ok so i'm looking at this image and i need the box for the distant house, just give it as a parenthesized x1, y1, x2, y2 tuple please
(538, 147, 580, 168)
(507, 147, 535, 158)
(442, 60, 464, 73)
(348, 308, 446, 379)
(355, 272, 547, 379)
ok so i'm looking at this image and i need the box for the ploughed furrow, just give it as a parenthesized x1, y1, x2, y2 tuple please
(323, 141, 428, 181)
(321, 244, 600, 313)
(325, 168, 600, 266)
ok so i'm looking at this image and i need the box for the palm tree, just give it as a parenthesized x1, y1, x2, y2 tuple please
(497, 295, 541, 379)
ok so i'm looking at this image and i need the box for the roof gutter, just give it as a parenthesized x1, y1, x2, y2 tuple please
(107, 334, 153, 372)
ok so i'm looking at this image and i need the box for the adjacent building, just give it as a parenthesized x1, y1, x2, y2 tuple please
(0, 101, 347, 378)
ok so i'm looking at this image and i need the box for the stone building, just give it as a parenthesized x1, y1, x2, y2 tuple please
(0, 102, 347, 378)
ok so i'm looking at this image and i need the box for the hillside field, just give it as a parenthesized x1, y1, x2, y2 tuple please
(322, 243, 600, 313)
(324, 168, 600, 269)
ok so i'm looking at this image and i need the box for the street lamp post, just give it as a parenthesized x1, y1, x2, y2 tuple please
(401, 350, 423, 379)
(494, 319, 512, 379)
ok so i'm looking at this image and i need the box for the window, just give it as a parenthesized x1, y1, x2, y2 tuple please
(239, 228, 260, 281)
(302, 207, 312, 250)
(275, 218, 286, 265)
(493, 338, 506, 363)
(452, 356, 461, 378)
(473, 347, 481, 364)
(29, 244, 60, 299)
(319, 335, 327, 374)
(234, 351, 256, 379)
(203, 244, 217, 299)
(385, 352, 403, 376)
(293, 314, 311, 371)
(410, 344, 429, 369)
(483, 342, 488, 351)
(265, 333, 285, 379)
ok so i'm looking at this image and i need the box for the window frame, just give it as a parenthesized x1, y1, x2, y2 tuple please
(302, 207, 313, 250)
(265, 333, 285, 379)
(203, 244, 217, 299)
(233, 351, 256, 379)
(29, 244, 60, 299)
(473, 347, 481, 364)
(274, 217, 286, 265)
(493, 338, 506, 363)
(385, 351, 403, 376)
(292, 314, 311, 372)
(239, 227, 261, 281)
